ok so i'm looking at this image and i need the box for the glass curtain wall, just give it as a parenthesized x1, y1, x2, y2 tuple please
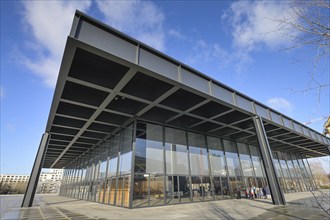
(278, 151, 295, 193)
(290, 154, 306, 191)
(117, 124, 133, 207)
(133, 122, 164, 207)
(188, 132, 212, 202)
(165, 127, 191, 205)
(106, 135, 119, 205)
(59, 120, 318, 208)
(271, 150, 317, 193)
(302, 157, 317, 190)
(223, 140, 244, 197)
(249, 145, 267, 189)
(272, 151, 288, 193)
(97, 142, 109, 203)
(58, 123, 134, 208)
(284, 152, 301, 192)
(207, 136, 230, 199)
(237, 143, 256, 192)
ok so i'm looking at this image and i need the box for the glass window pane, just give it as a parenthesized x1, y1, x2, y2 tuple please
(237, 143, 253, 177)
(223, 140, 241, 177)
(188, 132, 209, 176)
(165, 127, 189, 175)
(150, 174, 165, 206)
(249, 145, 264, 178)
(119, 125, 134, 175)
(132, 174, 149, 207)
(99, 142, 109, 179)
(207, 136, 227, 176)
(135, 122, 163, 174)
(223, 139, 244, 195)
(108, 136, 119, 177)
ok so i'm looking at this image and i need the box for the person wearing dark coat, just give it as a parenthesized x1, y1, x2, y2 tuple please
(262, 186, 267, 199)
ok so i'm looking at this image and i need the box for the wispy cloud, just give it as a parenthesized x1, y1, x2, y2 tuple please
(186, 39, 253, 78)
(21, 1, 92, 87)
(267, 97, 293, 114)
(96, 0, 166, 51)
(186, 1, 297, 78)
(168, 29, 185, 40)
(223, 0, 296, 53)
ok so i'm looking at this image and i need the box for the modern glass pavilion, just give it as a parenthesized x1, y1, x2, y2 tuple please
(22, 11, 330, 208)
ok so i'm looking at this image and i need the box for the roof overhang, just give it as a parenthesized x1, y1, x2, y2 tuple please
(43, 11, 330, 168)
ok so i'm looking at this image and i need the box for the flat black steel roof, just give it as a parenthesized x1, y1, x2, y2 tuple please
(43, 11, 330, 168)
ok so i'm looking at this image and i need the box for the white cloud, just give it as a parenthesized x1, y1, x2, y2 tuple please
(186, 40, 253, 77)
(187, 40, 230, 65)
(224, 1, 297, 52)
(96, 0, 166, 51)
(267, 97, 293, 114)
(183, 1, 296, 78)
(168, 29, 185, 40)
(188, 0, 300, 78)
(21, 1, 92, 87)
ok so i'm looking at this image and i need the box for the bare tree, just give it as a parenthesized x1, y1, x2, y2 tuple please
(277, 0, 330, 99)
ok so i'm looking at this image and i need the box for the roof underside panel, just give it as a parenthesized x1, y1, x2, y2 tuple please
(43, 12, 329, 168)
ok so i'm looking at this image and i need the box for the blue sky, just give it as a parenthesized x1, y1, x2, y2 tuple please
(1, 1, 329, 175)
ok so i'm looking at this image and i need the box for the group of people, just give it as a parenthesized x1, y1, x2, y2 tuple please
(245, 185, 271, 199)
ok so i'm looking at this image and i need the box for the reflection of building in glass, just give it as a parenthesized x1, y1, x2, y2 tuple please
(37, 169, 63, 194)
(24, 11, 329, 208)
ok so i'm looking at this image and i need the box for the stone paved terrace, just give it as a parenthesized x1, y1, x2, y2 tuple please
(1, 190, 329, 220)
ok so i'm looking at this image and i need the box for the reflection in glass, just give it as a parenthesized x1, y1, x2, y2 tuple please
(278, 152, 294, 193)
(133, 122, 164, 207)
(223, 140, 244, 196)
(165, 127, 189, 175)
(303, 158, 317, 190)
(165, 175, 191, 204)
(60, 118, 320, 207)
(291, 155, 306, 191)
(207, 136, 230, 199)
(109, 178, 116, 205)
(249, 145, 267, 188)
(237, 143, 255, 191)
(272, 151, 287, 193)
(119, 126, 133, 174)
(108, 136, 119, 177)
(132, 174, 148, 207)
(188, 132, 209, 176)
(284, 153, 300, 192)
(135, 122, 163, 174)
(149, 175, 165, 206)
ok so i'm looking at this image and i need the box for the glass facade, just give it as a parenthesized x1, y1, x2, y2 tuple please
(271, 151, 317, 193)
(59, 120, 317, 208)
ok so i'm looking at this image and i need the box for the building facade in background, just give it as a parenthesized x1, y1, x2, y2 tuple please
(1, 169, 63, 194)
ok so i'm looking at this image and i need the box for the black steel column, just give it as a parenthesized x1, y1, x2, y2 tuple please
(21, 133, 50, 207)
(252, 116, 286, 205)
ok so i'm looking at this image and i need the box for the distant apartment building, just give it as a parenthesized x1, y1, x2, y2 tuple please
(0, 169, 63, 194)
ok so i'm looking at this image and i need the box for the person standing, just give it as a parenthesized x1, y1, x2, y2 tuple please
(265, 185, 271, 199)
(245, 187, 249, 199)
(262, 186, 267, 199)
(250, 186, 254, 199)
